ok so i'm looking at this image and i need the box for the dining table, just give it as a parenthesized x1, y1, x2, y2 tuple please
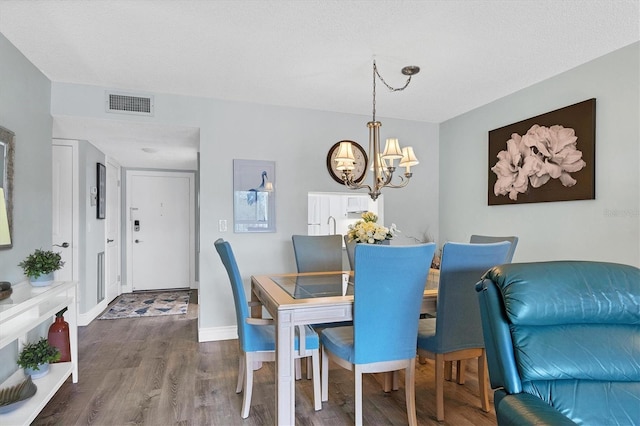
(250, 269, 439, 425)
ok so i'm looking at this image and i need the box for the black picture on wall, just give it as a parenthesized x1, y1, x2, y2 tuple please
(97, 162, 106, 219)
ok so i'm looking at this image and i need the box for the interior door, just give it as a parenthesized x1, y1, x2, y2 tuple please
(105, 160, 121, 301)
(52, 144, 73, 282)
(126, 170, 194, 291)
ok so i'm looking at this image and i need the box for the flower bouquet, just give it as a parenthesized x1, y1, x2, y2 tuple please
(346, 212, 398, 244)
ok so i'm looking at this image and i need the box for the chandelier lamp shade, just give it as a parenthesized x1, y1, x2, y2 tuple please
(335, 60, 420, 200)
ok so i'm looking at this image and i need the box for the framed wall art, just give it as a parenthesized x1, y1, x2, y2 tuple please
(97, 162, 106, 219)
(488, 98, 596, 205)
(233, 159, 276, 233)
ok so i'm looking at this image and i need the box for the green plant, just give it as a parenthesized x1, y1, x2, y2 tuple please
(18, 249, 64, 278)
(17, 338, 60, 370)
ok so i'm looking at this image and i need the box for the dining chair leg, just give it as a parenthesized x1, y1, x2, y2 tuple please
(321, 346, 329, 402)
(241, 353, 254, 419)
(307, 356, 313, 380)
(405, 359, 418, 426)
(478, 351, 490, 412)
(295, 358, 302, 380)
(236, 353, 245, 393)
(456, 360, 467, 384)
(435, 353, 445, 421)
(312, 350, 322, 411)
(383, 372, 392, 392)
(444, 360, 453, 381)
(418, 354, 427, 364)
(355, 367, 364, 426)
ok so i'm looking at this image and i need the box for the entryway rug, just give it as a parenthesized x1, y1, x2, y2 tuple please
(99, 290, 190, 320)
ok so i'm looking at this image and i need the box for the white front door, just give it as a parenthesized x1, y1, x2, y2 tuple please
(126, 170, 194, 292)
(105, 159, 121, 302)
(52, 144, 74, 282)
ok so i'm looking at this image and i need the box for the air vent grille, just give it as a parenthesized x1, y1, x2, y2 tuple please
(106, 92, 154, 116)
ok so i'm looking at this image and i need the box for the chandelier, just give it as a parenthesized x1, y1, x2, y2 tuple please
(334, 60, 420, 200)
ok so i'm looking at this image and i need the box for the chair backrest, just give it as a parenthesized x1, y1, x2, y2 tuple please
(292, 234, 343, 272)
(353, 243, 436, 364)
(470, 234, 518, 263)
(476, 261, 640, 425)
(344, 235, 356, 270)
(433, 241, 511, 353)
(214, 238, 261, 352)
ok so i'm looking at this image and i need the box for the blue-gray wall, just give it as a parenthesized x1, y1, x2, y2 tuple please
(0, 33, 53, 382)
(440, 42, 639, 266)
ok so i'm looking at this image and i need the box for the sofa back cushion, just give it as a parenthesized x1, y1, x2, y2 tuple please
(484, 261, 640, 425)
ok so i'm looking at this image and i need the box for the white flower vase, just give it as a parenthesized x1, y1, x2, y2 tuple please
(24, 363, 50, 379)
(29, 272, 54, 287)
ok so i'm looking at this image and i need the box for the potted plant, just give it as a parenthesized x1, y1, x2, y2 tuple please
(17, 338, 61, 379)
(18, 248, 64, 287)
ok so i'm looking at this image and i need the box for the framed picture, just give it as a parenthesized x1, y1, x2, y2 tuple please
(488, 98, 596, 205)
(97, 162, 106, 219)
(233, 159, 276, 233)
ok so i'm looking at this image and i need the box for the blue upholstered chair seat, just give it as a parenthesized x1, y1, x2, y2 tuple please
(244, 323, 319, 353)
(319, 326, 355, 363)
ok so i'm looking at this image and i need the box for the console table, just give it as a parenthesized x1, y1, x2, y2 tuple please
(0, 280, 78, 425)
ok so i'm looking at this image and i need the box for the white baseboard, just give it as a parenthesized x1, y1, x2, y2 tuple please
(78, 299, 108, 326)
(198, 325, 237, 342)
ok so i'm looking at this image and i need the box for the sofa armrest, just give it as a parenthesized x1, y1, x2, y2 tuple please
(496, 392, 577, 426)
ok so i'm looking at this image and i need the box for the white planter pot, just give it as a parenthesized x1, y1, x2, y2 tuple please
(29, 272, 54, 287)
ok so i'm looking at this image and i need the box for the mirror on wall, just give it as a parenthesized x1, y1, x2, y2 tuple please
(0, 126, 14, 248)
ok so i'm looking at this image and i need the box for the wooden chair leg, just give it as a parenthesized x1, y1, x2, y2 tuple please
(312, 350, 322, 411)
(383, 372, 392, 392)
(355, 367, 363, 426)
(435, 353, 445, 421)
(307, 356, 313, 380)
(392, 370, 399, 391)
(405, 359, 418, 426)
(295, 358, 302, 380)
(444, 360, 453, 381)
(478, 351, 490, 412)
(456, 360, 467, 385)
(321, 346, 329, 402)
(241, 353, 253, 419)
(418, 354, 427, 364)
(236, 353, 245, 393)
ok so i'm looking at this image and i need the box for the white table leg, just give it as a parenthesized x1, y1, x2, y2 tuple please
(275, 310, 296, 425)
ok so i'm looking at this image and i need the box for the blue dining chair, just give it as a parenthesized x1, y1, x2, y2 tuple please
(417, 241, 511, 421)
(292, 234, 344, 272)
(214, 238, 321, 418)
(320, 243, 436, 426)
(470, 234, 518, 263)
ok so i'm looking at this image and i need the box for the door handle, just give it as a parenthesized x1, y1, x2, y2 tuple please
(54, 242, 70, 248)
(107, 239, 114, 243)
(135, 239, 143, 243)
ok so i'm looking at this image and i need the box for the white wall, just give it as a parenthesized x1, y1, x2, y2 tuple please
(439, 42, 639, 267)
(49, 83, 440, 340)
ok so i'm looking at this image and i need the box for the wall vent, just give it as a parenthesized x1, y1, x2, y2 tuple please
(106, 91, 154, 116)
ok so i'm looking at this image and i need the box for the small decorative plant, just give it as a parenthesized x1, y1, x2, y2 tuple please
(18, 249, 64, 278)
(17, 338, 61, 371)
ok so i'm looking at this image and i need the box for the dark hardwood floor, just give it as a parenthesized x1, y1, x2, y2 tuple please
(34, 293, 496, 425)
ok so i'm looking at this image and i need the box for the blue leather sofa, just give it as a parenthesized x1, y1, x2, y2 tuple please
(475, 261, 640, 425)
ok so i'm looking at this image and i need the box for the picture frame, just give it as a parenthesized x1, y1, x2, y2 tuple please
(233, 159, 276, 233)
(97, 162, 106, 219)
(488, 98, 596, 205)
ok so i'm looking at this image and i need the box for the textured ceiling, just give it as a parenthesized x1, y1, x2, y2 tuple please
(1, 0, 638, 167)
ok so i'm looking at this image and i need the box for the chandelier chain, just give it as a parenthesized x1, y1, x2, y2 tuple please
(372, 61, 413, 122)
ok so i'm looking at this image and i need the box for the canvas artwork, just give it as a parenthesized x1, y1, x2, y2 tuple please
(488, 98, 596, 205)
(233, 159, 276, 233)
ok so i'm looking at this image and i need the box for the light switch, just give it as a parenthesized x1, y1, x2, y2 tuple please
(218, 219, 227, 232)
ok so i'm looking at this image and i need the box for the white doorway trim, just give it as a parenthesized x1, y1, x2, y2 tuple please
(105, 157, 122, 302)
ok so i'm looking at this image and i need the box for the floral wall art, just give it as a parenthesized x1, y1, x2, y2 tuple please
(488, 98, 596, 205)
